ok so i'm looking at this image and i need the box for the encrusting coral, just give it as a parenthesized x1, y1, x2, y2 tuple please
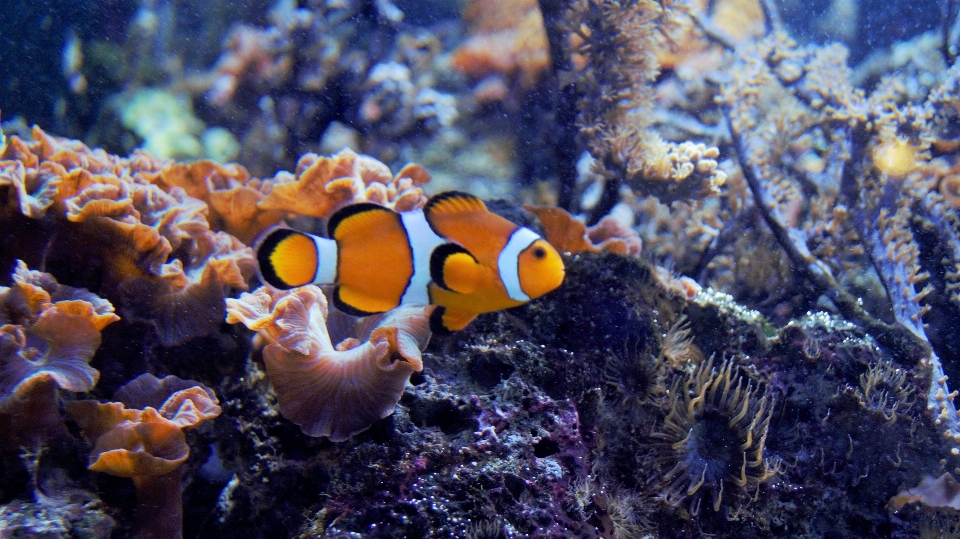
(67, 373, 221, 539)
(225, 285, 432, 441)
(0, 260, 119, 450)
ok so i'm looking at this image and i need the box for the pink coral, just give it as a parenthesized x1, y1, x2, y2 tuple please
(0, 260, 119, 449)
(225, 285, 431, 441)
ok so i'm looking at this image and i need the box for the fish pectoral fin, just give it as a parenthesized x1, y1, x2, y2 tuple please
(429, 306, 478, 334)
(430, 243, 481, 294)
(255, 227, 319, 289)
(333, 285, 391, 317)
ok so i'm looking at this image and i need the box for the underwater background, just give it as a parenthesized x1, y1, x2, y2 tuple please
(3, 0, 960, 537)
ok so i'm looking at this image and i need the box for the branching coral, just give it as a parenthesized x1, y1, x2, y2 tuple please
(650, 357, 779, 514)
(0, 260, 119, 450)
(225, 285, 432, 441)
(67, 373, 221, 539)
(564, 0, 727, 214)
(718, 30, 960, 451)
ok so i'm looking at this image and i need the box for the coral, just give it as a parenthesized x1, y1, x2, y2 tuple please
(225, 285, 432, 441)
(257, 148, 430, 219)
(524, 204, 642, 257)
(67, 373, 221, 539)
(359, 62, 458, 139)
(0, 497, 116, 539)
(149, 159, 283, 244)
(564, 0, 727, 213)
(718, 30, 960, 453)
(650, 357, 779, 514)
(0, 126, 255, 346)
(117, 88, 240, 161)
(890, 473, 960, 511)
(205, 24, 294, 107)
(0, 260, 119, 450)
(451, 0, 550, 90)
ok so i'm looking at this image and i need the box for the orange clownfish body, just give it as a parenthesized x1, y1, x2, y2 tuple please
(255, 191, 565, 332)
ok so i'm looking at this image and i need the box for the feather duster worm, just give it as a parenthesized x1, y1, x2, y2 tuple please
(225, 285, 431, 441)
(0, 260, 119, 450)
(67, 373, 221, 539)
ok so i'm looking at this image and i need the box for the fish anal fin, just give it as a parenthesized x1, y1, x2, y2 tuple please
(429, 306, 478, 333)
(430, 243, 481, 294)
(334, 286, 391, 316)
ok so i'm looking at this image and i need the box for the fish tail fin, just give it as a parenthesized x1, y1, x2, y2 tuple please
(256, 227, 335, 289)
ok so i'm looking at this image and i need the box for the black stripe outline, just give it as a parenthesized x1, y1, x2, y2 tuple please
(429, 306, 453, 335)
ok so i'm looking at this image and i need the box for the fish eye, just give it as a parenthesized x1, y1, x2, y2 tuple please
(533, 247, 546, 259)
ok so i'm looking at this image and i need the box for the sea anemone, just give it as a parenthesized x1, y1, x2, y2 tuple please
(855, 359, 916, 425)
(650, 357, 779, 514)
(602, 338, 663, 406)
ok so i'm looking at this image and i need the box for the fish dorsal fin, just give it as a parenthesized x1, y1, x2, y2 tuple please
(424, 191, 487, 220)
(327, 202, 398, 242)
(430, 243, 481, 294)
(429, 306, 479, 334)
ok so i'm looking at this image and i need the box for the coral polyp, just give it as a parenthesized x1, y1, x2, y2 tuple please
(651, 358, 779, 514)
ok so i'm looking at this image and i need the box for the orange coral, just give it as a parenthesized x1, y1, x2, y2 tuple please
(150, 160, 284, 244)
(889, 473, 960, 511)
(524, 205, 642, 256)
(225, 285, 431, 441)
(451, 0, 550, 89)
(0, 127, 256, 346)
(257, 148, 430, 219)
(67, 374, 221, 539)
(0, 260, 119, 449)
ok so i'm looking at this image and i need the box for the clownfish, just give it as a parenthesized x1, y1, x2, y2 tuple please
(255, 191, 565, 333)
